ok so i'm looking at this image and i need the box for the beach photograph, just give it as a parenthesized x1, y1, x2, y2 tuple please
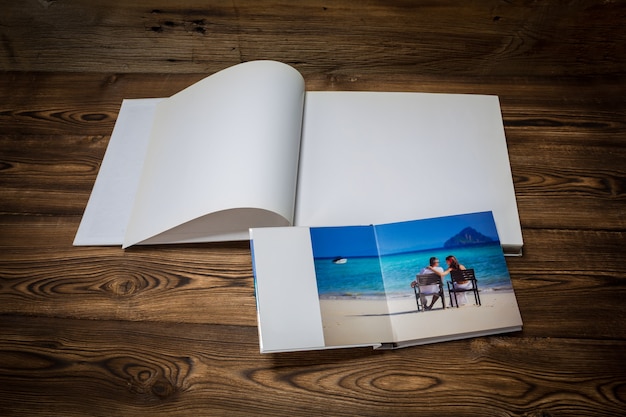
(310, 212, 523, 347)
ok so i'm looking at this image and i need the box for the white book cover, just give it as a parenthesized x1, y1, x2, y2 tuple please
(251, 211, 523, 353)
(74, 60, 523, 255)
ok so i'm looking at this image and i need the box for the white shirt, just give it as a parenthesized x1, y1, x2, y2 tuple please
(419, 266, 443, 275)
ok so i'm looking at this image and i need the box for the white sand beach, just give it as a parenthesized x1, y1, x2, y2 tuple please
(319, 290, 522, 347)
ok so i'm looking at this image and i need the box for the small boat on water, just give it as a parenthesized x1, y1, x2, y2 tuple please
(332, 257, 347, 264)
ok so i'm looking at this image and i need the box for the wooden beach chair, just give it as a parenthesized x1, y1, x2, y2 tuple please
(413, 274, 445, 311)
(447, 269, 481, 307)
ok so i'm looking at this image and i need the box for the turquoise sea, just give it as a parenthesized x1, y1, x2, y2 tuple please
(313, 243, 512, 299)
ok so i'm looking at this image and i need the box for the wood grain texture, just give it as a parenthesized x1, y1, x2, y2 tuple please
(1, 316, 625, 417)
(2, 1, 625, 76)
(1, 0, 625, 416)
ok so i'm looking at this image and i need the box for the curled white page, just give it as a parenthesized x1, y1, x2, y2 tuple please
(124, 61, 305, 248)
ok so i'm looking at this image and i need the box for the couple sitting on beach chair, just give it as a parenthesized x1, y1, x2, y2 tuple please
(410, 256, 481, 311)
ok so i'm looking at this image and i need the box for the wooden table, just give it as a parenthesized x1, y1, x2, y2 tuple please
(1, 1, 625, 415)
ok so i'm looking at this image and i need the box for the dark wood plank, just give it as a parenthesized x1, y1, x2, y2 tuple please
(1, 315, 625, 417)
(2, 1, 625, 76)
(1, 71, 624, 135)
(0, 216, 256, 326)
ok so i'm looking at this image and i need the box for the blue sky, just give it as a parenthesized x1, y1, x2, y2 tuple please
(310, 225, 379, 258)
(309, 211, 500, 258)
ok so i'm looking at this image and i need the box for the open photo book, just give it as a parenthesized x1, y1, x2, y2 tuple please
(74, 60, 523, 255)
(250, 211, 523, 353)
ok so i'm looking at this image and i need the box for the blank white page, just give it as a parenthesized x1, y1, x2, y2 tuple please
(74, 99, 162, 246)
(295, 92, 522, 252)
(251, 227, 326, 353)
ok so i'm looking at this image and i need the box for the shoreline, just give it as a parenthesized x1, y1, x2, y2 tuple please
(318, 287, 516, 301)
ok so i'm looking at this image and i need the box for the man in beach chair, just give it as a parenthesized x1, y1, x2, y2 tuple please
(411, 257, 445, 311)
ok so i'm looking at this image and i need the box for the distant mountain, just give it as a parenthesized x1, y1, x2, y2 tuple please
(444, 227, 494, 248)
